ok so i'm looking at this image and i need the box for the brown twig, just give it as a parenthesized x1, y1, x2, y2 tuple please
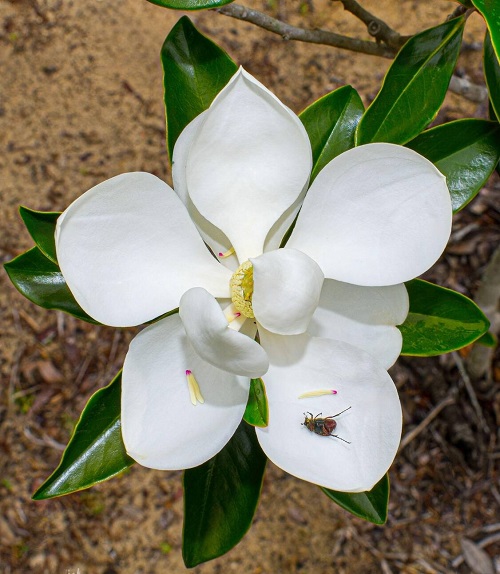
(216, 3, 395, 57)
(447, 3, 469, 21)
(216, 3, 486, 104)
(449, 75, 488, 103)
(466, 245, 500, 379)
(336, 0, 408, 49)
(8, 343, 26, 419)
(399, 393, 456, 451)
(23, 426, 66, 451)
(453, 351, 491, 434)
(452, 533, 500, 568)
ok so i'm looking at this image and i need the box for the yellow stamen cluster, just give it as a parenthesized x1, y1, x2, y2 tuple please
(230, 260, 255, 319)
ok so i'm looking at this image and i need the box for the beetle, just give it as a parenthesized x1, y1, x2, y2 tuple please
(302, 407, 351, 443)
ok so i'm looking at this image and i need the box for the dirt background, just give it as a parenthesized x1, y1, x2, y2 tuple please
(0, 0, 499, 573)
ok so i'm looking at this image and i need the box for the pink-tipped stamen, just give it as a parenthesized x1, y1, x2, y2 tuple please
(298, 389, 338, 399)
(186, 370, 204, 405)
(218, 247, 235, 258)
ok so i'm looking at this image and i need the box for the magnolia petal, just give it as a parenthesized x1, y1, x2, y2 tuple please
(252, 248, 324, 335)
(186, 68, 312, 263)
(179, 287, 269, 378)
(257, 329, 402, 492)
(308, 280, 408, 368)
(263, 183, 308, 252)
(122, 314, 249, 470)
(172, 113, 238, 271)
(55, 173, 232, 327)
(287, 143, 452, 286)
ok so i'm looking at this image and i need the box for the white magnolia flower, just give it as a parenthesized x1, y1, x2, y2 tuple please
(55, 68, 452, 492)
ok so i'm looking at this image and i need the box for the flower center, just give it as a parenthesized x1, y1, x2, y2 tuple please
(230, 260, 254, 319)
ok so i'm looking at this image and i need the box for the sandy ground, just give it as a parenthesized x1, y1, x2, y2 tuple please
(0, 0, 499, 572)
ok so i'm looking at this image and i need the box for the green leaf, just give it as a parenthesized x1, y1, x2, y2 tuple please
(406, 119, 500, 212)
(322, 473, 389, 525)
(399, 279, 490, 356)
(183, 421, 267, 567)
(33, 372, 134, 500)
(243, 378, 269, 427)
(161, 17, 238, 160)
(147, 0, 233, 11)
(4, 247, 98, 324)
(489, 99, 499, 122)
(476, 330, 497, 348)
(484, 31, 500, 120)
(19, 207, 60, 264)
(356, 17, 465, 145)
(299, 86, 364, 183)
(473, 0, 500, 60)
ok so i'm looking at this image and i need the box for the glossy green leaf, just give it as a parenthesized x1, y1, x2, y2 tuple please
(476, 330, 497, 348)
(356, 17, 465, 145)
(183, 421, 267, 567)
(148, 0, 233, 10)
(473, 0, 500, 60)
(19, 206, 60, 264)
(406, 119, 500, 212)
(399, 279, 490, 356)
(322, 473, 389, 525)
(489, 99, 499, 122)
(299, 85, 364, 182)
(4, 247, 98, 324)
(33, 372, 134, 500)
(161, 17, 238, 160)
(485, 31, 500, 120)
(243, 378, 269, 427)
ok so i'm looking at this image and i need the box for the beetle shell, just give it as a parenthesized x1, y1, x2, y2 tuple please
(301, 408, 352, 443)
(304, 414, 337, 436)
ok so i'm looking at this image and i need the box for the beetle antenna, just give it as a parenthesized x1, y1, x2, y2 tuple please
(331, 435, 351, 444)
(330, 406, 352, 418)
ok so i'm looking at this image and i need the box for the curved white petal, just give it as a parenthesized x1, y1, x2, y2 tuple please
(172, 113, 238, 271)
(186, 68, 312, 263)
(263, 183, 308, 253)
(179, 287, 269, 378)
(252, 248, 324, 335)
(287, 144, 452, 286)
(56, 172, 232, 327)
(257, 329, 402, 492)
(308, 280, 408, 368)
(122, 314, 249, 470)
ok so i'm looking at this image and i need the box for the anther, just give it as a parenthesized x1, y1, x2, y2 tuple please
(298, 389, 338, 399)
(186, 370, 205, 406)
(230, 260, 255, 318)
